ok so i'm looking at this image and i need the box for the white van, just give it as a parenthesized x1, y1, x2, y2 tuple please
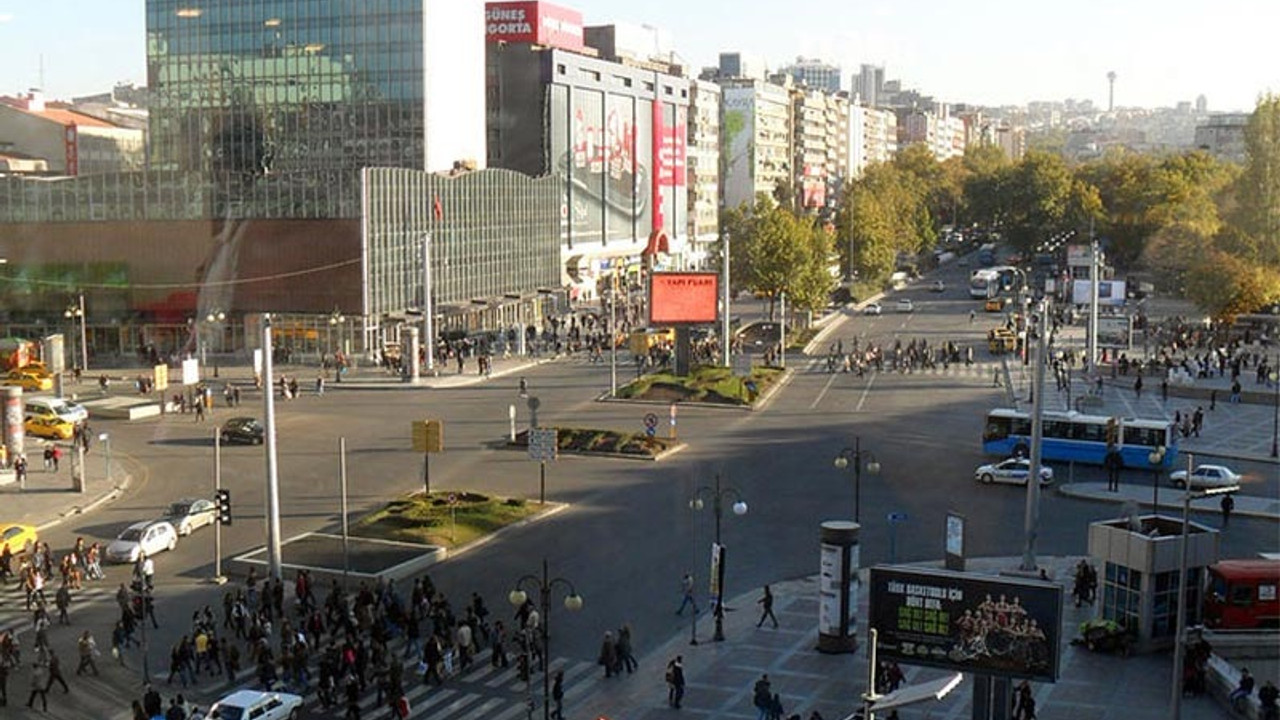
(25, 397, 89, 424)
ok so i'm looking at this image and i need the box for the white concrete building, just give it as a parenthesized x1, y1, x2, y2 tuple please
(720, 78, 792, 211)
(687, 78, 721, 268)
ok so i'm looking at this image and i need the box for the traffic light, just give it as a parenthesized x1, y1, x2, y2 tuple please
(215, 488, 232, 526)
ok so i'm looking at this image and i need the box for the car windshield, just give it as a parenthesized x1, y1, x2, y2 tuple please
(167, 503, 191, 516)
(119, 528, 143, 541)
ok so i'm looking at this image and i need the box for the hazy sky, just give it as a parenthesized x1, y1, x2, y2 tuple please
(0, 0, 1275, 111)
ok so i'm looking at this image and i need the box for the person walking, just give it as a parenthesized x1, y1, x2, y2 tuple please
(617, 624, 637, 674)
(675, 572, 699, 616)
(752, 674, 773, 720)
(551, 668, 565, 719)
(1133, 375, 1143, 399)
(76, 630, 101, 677)
(756, 585, 779, 628)
(666, 655, 685, 709)
(1221, 493, 1235, 528)
(26, 659, 50, 711)
(598, 631, 619, 678)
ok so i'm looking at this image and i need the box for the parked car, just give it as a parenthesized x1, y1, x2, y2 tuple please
(164, 498, 217, 536)
(862, 302, 883, 316)
(25, 416, 75, 440)
(220, 417, 265, 445)
(105, 520, 178, 564)
(3, 369, 53, 392)
(0, 523, 38, 557)
(208, 690, 304, 720)
(25, 397, 89, 424)
(974, 458, 1053, 486)
(1169, 464, 1242, 490)
(931, 280, 946, 293)
(895, 299, 915, 313)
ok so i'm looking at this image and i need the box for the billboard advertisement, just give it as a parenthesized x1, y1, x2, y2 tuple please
(868, 566, 1063, 682)
(1096, 315, 1134, 350)
(649, 272, 719, 325)
(1071, 280, 1126, 307)
(652, 101, 687, 238)
(484, 2, 584, 51)
(1066, 244, 1091, 267)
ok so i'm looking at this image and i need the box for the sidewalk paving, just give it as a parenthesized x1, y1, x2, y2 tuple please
(1057, 481, 1280, 521)
(568, 555, 1236, 720)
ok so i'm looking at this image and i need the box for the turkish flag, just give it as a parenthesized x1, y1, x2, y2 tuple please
(433, 194, 443, 221)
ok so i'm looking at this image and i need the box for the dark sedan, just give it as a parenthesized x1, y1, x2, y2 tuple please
(220, 417, 265, 445)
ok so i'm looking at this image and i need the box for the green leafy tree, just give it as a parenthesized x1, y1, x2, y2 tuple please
(836, 163, 931, 286)
(1232, 93, 1280, 266)
(1001, 151, 1101, 253)
(724, 195, 836, 316)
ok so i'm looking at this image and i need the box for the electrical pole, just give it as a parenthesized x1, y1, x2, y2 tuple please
(1021, 300, 1050, 572)
(722, 232, 731, 368)
(423, 233, 435, 373)
(1088, 235, 1100, 371)
(261, 315, 283, 581)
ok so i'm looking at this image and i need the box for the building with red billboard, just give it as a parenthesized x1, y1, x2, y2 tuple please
(485, 2, 690, 303)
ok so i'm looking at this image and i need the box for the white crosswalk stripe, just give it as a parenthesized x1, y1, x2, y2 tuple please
(802, 357, 1019, 379)
(0, 582, 116, 636)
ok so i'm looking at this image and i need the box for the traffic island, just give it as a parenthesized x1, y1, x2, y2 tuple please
(508, 427, 683, 461)
(613, 365, 784, 407)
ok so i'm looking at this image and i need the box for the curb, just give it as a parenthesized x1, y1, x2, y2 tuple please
(503, 439, 688, 462)
(1056, 482, 1280, 521)
(34, 472, 134, 532)
(330, 358, 554, 391)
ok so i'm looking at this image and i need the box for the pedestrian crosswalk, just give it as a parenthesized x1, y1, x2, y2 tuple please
(0, 581, 116, 637)
(801, 356, 1026, 381)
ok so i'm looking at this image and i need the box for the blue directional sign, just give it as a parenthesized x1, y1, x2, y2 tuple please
(887, 511, 909, 523)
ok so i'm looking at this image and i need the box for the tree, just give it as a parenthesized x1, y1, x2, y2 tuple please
(1233, 93, 1280, 266)
(725, 195, 836, 316)
(836, 163, 931, 286)
(1001, 151, 1100, 253)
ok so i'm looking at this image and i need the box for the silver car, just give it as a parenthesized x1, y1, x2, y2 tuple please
(165, 498, 217, 536)
(105, 520, 178, 564)
(974, 458, 1054, 486)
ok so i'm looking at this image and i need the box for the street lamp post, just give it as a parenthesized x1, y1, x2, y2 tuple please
(690, 473, 748, 642)
(1169, 482, 1239, 720)
(1270, 366, 1278, 458)
(833, 437, 881, 524)
(64, 295, 87, 373)
(205, 310, 226, 362)
(328, 309, 345, 362)
(509, 559, 583, 720)
(1148, 445, 1166, 512)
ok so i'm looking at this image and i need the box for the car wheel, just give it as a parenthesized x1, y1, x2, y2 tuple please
(981, 473, 995, 484)
(1173, 478, 1185, 489)
(180, 524, 189, 537)
(288, 709, 300, 720)
(167, 537, 176, 552)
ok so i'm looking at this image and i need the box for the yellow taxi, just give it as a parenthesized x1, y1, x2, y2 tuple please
(25, 415, 76, 440)
(0, 523, 38, 557)
(984, 297, 1010, 313)
(2, 369, 54, 392)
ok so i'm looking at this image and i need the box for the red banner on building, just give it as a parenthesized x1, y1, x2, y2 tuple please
(485, 1, 584, 51)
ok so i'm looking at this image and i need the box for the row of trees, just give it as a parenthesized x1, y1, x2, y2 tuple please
(724, 94, 1280, 319)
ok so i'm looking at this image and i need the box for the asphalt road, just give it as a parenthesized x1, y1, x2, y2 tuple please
(18, 260, 1279, 718)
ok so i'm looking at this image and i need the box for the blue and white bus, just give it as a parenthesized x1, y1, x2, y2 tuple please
(982, 408, 1179, 469)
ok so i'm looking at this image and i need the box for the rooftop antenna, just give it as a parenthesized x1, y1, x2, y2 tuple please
(1107, 71, 1116, 112)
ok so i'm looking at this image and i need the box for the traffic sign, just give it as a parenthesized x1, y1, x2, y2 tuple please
(887, 511, 909, 523)
(528, 427, 558, 461)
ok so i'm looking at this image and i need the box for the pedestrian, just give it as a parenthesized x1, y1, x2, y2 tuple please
(45, 650, 69, 694)
(194, 399, 205, 422)
(1210, 389, 1217, 410)
(598, 630, 618, 678)
(1230, 668, 1255, 713)
(756, 584, 779, 628)
(1221, 493, 1235, 527)
(1259, 680, 1278, 720)
(76, 631, 100, 676)
(26, 659, 49, 711)
(55, 581, 72, 624)
(753, 674, 773, 720)
(666, 656, 685, 708)
(315, 375, 325, 396)
(617, 623, 637, 674)
(518, 377, 528, 397)
(675, 572, 698, 616)
(552, 668, 565, 718)
(1134, 375, 1142, 398)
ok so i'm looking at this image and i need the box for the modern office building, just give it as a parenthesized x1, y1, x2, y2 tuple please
(718, 52, 768, 82)
(857, 64, 885, 108)
(781, 57, 842, 94)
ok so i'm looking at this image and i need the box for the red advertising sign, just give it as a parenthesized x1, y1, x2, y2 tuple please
(651, 101, 688, 233)
(64, 125, 78, 176)
(485, 2, 584, 51)
(649, 272, 719, 325)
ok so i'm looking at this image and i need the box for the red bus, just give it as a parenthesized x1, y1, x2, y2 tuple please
(1204, 559, 1280, 630)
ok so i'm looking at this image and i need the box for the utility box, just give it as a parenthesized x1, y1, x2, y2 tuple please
(1087, 515, 1220, 653)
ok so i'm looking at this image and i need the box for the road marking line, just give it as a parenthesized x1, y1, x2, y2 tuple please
(856, 371, 878, 412)
(810, 372, 839, 409)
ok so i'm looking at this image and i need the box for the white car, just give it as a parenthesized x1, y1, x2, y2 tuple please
(862, 302, 883, 316)
(975, 458, 1054, 486)
(209, 690, 303, 720)
(25, 397, 89, 425)
(1169, 464, 1241, 490)
(105, 520, 178, 564)
(895, 298, 915, 313)
(164, 498, 217, 536)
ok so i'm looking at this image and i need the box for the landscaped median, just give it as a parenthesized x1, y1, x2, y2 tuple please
(614, 364, 785, 406)
(352, 491, 544, 550)
(508, 427, 682, 460)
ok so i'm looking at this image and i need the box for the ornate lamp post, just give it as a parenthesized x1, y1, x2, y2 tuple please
(1148, 445, 1166, 512)
(64, 294, 87, 373)
(833, 437, 881, 523)
(690, 473, 747, 642)
(205, 310, 226, 359)
(509, 559, 583, 720)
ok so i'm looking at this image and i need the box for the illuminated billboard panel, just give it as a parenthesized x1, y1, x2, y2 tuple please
(649, 272, 719, 325)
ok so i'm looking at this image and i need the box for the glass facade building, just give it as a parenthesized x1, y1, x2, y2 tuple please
(146, 0, 426, 180)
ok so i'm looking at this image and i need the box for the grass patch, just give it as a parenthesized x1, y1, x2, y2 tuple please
(616, 364, 784, 405)
(513, 427, 674, 457)
(352, 491, 541, 548)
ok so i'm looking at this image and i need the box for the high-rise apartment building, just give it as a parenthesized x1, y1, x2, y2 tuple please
(687, 78, 721, 266)
(720, 78, 792, 211)
(781, 57, 842, 94)
(848, 103, 897, 177)
(857, 64, 885, 108)
(718, 52, 768, 82)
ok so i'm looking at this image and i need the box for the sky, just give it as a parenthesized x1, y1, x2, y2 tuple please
(0, 0, 1276, 112)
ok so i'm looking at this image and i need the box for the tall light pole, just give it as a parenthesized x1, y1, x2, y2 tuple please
(509, 559, 583, 720)
(690, 474, 747, 642)
(1169, 482, 1239, 720)
(1270, 365, 1278, 458)
(328, 308, 345, 364)
(833, 438, 881, 524)
(261, 315, 283, 581)
(1020, 299, 1050, 572)
(98, 432, 111, 482)
(205, 310, 226, 360)
(721, 232, 731, 368)
(64, 295, 87, 373)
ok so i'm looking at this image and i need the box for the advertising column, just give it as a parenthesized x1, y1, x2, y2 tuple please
(2, 386, 24, 476)
(817, 520, 859, 653)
